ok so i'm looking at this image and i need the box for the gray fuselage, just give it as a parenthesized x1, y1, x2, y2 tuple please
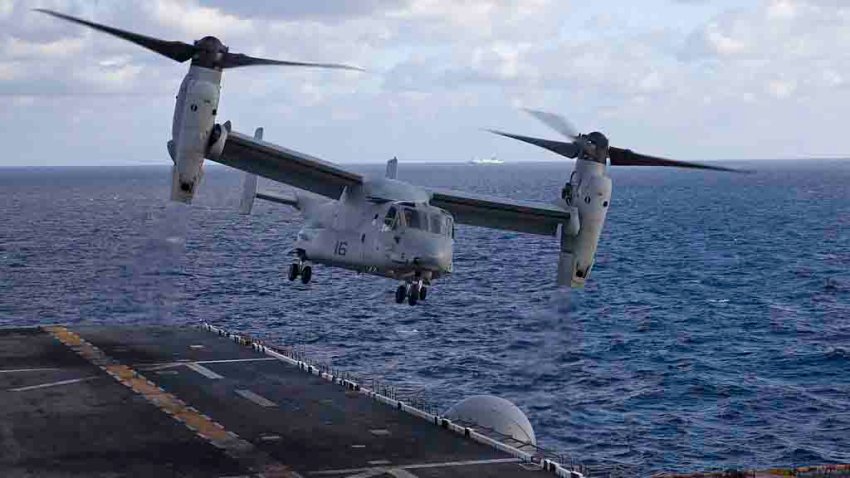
(292, 183, 454, 283)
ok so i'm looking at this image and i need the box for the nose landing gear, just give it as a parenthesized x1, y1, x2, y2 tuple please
(395, 285, 407, 304)
(395, 280, 428, 306)
(288, 262, 312, 284)
(408, 283, 420, 306)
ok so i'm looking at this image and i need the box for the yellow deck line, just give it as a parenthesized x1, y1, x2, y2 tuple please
(44, 326, 299, 478)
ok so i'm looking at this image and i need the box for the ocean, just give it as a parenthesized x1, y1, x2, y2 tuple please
(1, 161, 848, 474)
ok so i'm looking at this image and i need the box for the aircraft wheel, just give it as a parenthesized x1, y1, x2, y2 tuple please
(419, 286, 427, 301)
(395, 285, 407, 304)
(288, 263, 300, 281)
(408, 284, 420, 306)
(300, 266, 312, 284)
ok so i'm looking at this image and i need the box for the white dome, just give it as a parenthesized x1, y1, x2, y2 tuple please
(445, 395, 536, 445)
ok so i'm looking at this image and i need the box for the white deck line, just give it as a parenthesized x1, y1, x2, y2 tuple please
(309, 458, 522, 475)
(195, 357, 277, 365)
(185, 362, 224, 379)
(386, 469, 417, 478)
(235, 389, 277, 407)
(0, 367, 62, 374)
(200, 322, 586, 478)
(137, 357, 277, 369)
(9, 376, 100, 392)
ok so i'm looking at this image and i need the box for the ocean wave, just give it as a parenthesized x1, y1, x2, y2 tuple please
(2, 164, 849, 473)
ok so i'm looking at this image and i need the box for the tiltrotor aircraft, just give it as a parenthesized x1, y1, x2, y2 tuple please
(41, 9, 744, 305)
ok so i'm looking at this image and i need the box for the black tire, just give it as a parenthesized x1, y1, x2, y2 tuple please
(300, 266, 312, 284)
(288, 263, 299, 281)
(395, 285, 407, 304)
(408, 284, 419, 306)
(419, 286, 427, 301)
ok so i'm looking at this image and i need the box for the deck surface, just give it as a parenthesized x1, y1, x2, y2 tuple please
(0, 325, 546, 477)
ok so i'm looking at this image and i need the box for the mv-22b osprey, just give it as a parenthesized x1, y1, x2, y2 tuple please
(41, 10, 744, 305)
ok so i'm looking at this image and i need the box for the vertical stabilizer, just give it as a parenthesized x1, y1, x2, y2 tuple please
(239, 128, 263, 215)
(386, 157, 398, 179)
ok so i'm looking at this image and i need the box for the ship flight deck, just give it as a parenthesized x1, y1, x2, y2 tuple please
(0, 324, 577, 477)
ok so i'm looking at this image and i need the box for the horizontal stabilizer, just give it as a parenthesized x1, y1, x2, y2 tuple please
(256, 191, 298, 208)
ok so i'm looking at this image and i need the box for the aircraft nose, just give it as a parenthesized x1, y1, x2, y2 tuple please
(417, 248, 453, 272)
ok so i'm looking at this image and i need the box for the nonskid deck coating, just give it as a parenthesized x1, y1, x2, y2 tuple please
(0, 326, 244, 477)
(0, 325, 555, 477)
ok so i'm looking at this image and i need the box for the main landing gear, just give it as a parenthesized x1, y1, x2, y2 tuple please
(395, 281, 427, 306)
(288, 262, 312, 284)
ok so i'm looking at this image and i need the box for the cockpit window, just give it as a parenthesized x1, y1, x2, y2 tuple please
(427, 213, 454, 237)
(403, 208, 425, 230)
(396, 206, 453, 236)
(429, 214, 444, 235)
(384, 206, 398, 229)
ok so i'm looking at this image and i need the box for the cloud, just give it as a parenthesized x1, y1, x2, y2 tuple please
(146, 0, 255, 39)
(3, 35, 86, 59)
(0, 1, 14, 19)
(200, 0, 409, 21)
(0, 62, 20, 81)
(677, 0, 850, 104)
(1, 0, 850, 166)
(766, 78, 797, 98)
(766, 0, 798, 19)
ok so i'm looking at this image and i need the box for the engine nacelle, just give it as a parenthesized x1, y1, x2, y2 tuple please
(169, 66, 223, 204)
(170, 162, 205, 203)
(557, 165, 612, 287)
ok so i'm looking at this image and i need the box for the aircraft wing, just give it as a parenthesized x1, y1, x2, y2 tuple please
(215, 128, 363, 199)
(428, 188, 576, 236)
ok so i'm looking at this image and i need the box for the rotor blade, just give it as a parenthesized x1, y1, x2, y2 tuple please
(35, 9, 196, 63)
(488, 130, 581, 159)
(523, 109, 580, 140)
(220, 52, 364, 71)
(608, 147, 750, 173)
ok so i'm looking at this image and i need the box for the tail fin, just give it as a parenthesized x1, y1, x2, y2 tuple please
(386, 157, 398, 179)
(239, 128, 263, 215)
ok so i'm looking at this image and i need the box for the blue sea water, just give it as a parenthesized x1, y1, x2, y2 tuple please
(1, 161, 848, 474)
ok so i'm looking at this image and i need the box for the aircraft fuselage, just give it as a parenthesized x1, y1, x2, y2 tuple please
(292, 185, 455, 283)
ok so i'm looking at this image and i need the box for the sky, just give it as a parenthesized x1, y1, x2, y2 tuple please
(0, 0, 849, 165)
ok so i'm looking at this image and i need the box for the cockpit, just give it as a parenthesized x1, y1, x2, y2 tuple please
(382, 203, 454, 238)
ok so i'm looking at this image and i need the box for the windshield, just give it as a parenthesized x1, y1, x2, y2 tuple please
(403, 208, 425, 230)
(429, 214, 444, 235)
(429, 213, 453, 237)
(399, 206, 453, 237)
(384, 206, 398, 229)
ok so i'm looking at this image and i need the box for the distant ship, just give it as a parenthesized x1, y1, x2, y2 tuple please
(469, 156, 505, 165)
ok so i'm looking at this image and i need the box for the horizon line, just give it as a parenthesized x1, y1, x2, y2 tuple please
(1, 157, 848, 168)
